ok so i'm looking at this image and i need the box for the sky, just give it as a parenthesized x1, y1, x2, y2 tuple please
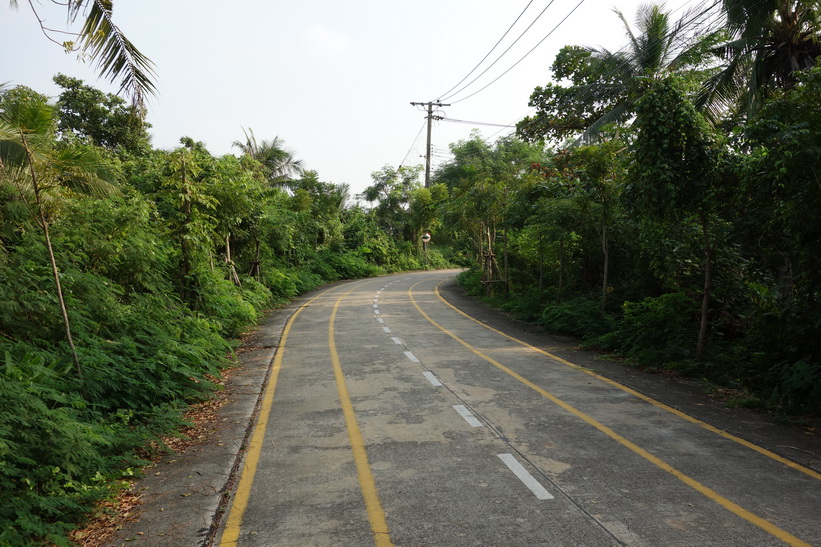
(2, 0, 703, 196)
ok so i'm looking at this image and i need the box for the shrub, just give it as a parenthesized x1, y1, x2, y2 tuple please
(598, 292, 698, 366)
(539, 298, 613, 338)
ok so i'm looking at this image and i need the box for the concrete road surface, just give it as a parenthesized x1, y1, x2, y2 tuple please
(211, 270, 820, 546)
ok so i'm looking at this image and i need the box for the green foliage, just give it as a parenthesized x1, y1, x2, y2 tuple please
(539, 298, 613, 339)
(597, 293, 699, 366)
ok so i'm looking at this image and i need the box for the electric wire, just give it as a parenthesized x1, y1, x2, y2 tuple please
(447, 0, 588, 104)
(440, 117, 516, 128)
(398, 118, 429, 169)
(456, 0, 724, 138)
(436, 0, 537, 102)
(441, 0, 560, 102)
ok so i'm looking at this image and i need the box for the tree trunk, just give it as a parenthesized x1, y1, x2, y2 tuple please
(600, 221, 609, 312)
(503, 225, 509, 294)
(696, 212, 712, 360)
(558, 241, 565, 301)
(538, 232, 544, 303)
(21, 133, 82, 379)
(42, 218, 82, 379)
(225, 233, 241, 286)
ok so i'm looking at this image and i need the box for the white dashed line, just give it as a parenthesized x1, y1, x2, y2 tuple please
(377, 318, 385, 324)
(423, 371, 443, 386)
(373, 304, 378, 308)
(497, 454, 554, 500)
(382, 327, 391, 333)
(391, 337, 402, 345)
(403, 351, 419, 363)
(453, 405, 483, 427)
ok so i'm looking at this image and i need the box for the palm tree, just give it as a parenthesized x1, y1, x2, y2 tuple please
(576, 3, 721, 141)
(8, 0, 156, 113)
(0, 88, 115, 378)
(233, 128, 304, 187)
(701, 0, 821, 120)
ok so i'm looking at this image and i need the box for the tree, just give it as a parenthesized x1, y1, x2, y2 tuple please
(701, 0, 821, 120)
(359, 165, 422, 240)
(53, 73, 151, 154)
(627, 76, 729, 359)
(552, 141, 626, 309)
(9, 0, 156, 112)
(0, 86, 115, 376)
(233, 128, 304, 186)
(518, 4, 721, 144)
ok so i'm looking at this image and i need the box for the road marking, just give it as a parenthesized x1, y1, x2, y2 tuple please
(377, 317, 385, 324)
(383, 327, 391, 333)
(391, 337, 402, 345)
(373, 304, 378, 308)
(220, 288, 334, 546)
(330, 288, 393, 547)
(497, 453, 554, 500)
(409, 282, 812, 547)
(404, 351, 419, 363)
(453, 405, 483, 427)
(423, 371, 442, 386)
(433, 284, 821, 483)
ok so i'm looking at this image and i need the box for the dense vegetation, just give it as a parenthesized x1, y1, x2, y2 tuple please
(2, 1, 819, 544)
(0, 76, 448, 544)
(440, 2, 821, 419)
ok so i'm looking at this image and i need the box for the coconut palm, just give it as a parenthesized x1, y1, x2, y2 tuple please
(0, 88, 116, 378)
(8, 0, 156, 113)
(701, 0, 821, 120)
(576, 3, 722, 142)
(233, 128, 304, 187)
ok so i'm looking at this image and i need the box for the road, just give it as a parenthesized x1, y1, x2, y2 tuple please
(215, 270, 821, 546)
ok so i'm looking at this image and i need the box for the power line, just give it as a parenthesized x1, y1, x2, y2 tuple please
(448, 0, 588, 104)
(441, 0, 560, 102)
(436, 0, 537, 101)
(440, 117, 516, 128)
(398, 119, 428, 169)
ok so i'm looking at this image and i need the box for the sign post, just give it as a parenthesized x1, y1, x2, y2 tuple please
(421, 232, 431, 268)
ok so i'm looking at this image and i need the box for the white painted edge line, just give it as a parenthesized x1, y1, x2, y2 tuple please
(373, 304, 378, 308)
(377, 318, 385, 324)
(403, 351, 419, 363)
(391, 337, 402, 345)
(452, 405, 483, 427)
(497, 454, 554, 500)
(422, 371, 442, 386)
(382, 327, 391, 333)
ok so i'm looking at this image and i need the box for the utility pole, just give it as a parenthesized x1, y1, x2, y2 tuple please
(410, 101, 450, 187)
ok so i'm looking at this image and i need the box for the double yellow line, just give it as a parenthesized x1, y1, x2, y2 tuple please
(220, 284, 392, 546)
(407, 280, 814, 547)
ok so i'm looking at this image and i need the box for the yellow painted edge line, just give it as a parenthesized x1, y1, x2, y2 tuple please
(433, 283, 821, 483)
(409, 282, 811, 547)
(330, 286, 393, 547)
(220, 288, 334, 546)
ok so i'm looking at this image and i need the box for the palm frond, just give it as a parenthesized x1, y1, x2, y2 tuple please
(576, 102, 632, 146)
(71, 0, 157, 114)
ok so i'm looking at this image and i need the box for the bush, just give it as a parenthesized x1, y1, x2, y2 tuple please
(597, 292, 698, 366)
(539, 298, 613, 339)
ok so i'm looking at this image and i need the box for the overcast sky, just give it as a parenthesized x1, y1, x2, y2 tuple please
(2, 0, 702, 195)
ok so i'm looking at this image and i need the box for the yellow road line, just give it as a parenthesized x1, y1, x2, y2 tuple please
(329, 286, 393, 547)
(220, 288, 333, 546)
(432, 282, 821, 483)
(409, 281, 811, 547)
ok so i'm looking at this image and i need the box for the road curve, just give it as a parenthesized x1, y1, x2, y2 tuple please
(215, 270, 821, 546)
